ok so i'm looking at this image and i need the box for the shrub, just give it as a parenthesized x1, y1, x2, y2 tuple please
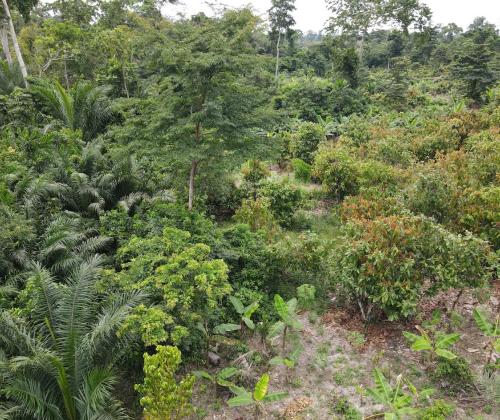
(312, 145, 359, 200)
(288, 122, 325, 164)
(407, 167, 458, 224)
(234, 197, 278, 233)
(241, 159, 270, 185)
(291, 158, 312, 182)
(135, 345, 195, 419)
(259, 181, 302, 227)
(332, 214, 494, 320)
(368, 136, 414, 167)
(420, 400, 454, 420)
(337, 114, 371, 146)
(431, 356, 475, 395)
(340, 195, 404, 222)
(356, 159, 401, 193)
(297, 284, 316, 310)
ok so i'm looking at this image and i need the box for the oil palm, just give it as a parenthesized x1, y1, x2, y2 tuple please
(0, 256, 144, 419)
(31, 80, 113, 141)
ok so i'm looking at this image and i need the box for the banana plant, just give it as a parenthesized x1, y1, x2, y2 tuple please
(366, 369, 434, 420)
(229, 296, 259, 333)
(473, 308, 500, 367)
(403, 326, 460, 362)
(227, 373, 287, 414)
(193, 367, 240, 395)
(269, 344, 303, 380)
(267, 294, 303, 352)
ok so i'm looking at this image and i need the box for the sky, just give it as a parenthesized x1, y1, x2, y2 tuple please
(165, 0, 500, 33)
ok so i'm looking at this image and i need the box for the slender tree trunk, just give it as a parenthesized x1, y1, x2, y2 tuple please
(0, 22, 12, 65)
(188, 121, 202, 211)
(1, 0, 28, 86)
(188, 159, 197, 211)
(274, 31, 281, 81)
(122, 65, 129, 98)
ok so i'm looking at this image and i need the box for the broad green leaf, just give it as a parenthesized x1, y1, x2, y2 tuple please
(242, 317, 255, 330)
(243, 302, 259, 318)
(289, 345, 303, 362)
(283, 359, 295, 368)
(473, 308, 493, 336)
(229, 296, 244, 314)
(286, 298, 298, 313)
(269, 356, 285, 366)
(411, 337, 432, 351)
(274, 294, 289, 322)
(420, 388, 435, 399)
(217, 378, 236, 388)
(193, 370, 213, 381)
(213, 323, 241, 334)
(394, 394, 412, 409)
(402, 331, 420, 343)
(372, 368, 392, 405)
(384, 412, 397, 420)
(218, 367, 238, 380)
(435, 348, 457, 360)
(227, 392, 253, 407)
(436, 333, 460, 349)
(291, 318, 303, 331)
(494, 338, 500, 353)
(253, 373, 269, 401)
(267, 321, 285, 339)
(262, 391, 288, 402)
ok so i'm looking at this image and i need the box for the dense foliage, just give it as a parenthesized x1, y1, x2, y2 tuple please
(0, 0, 498, 417)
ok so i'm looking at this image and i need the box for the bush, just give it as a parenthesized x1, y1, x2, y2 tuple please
(432, 356, 475, 395)
(135, 345, 195, 419)
(288, 122, 325, 164)
(420, 400, 454, 420)
(333, 214, 494, 320)
(291, 158, 312, 182)
(356, 159, 401, 193)
(337, 114, 371, 147)
(312, 145, 359, 200)
(407, 167, 458, 224)
(233, 197, 278, 233)
(258, 181, 302, 227)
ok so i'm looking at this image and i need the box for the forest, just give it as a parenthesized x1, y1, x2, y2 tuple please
(0, 0, 499, 418)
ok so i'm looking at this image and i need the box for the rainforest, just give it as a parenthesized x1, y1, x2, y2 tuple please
(0, 0, 499, 418)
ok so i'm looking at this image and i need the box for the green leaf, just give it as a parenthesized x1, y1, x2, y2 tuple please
(229, 296, 244, 314)
(262, 391, 288, 402)
(436, 333, 460, 349)
(269, 356, 285, 366)
(411, 337, 432, 351)
(227, 392, 254, 407)
(435, 348, 457, 360)
(473, 308, 494, 336)
(283, 359, 295, 368)
(372, 368, 392, 405)
(267, 321, 285, 339)
(253, 373, 269, 401)
(213, 323, 241, 334)
(243, 302, 259, 318)
(287, 298, 298, 313)
(384, 412, 397, 420)
(494, 338, 500, 353)
(218, 367, 239, 380)
(274, 294, 289, 322)
(402, 331, 420, 343)
(193, 370, 213, 381)
(242, 317, 255, 330)
(217, 378, 236, 388)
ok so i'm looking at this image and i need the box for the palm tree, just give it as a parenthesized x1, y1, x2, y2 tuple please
(0, 256, 144, 419)
(31, 80, 113, 141)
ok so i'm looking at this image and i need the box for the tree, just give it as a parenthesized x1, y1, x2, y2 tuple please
(31, 80, 113, 141)
(135, 345, 195, 420)
(268, 0, 296, 80)
(451, 20, 497, 101)
(142, 10, 272, 210)
(0, 257, 143, 418)
(1, 0, 30, 86)
(382, 0, 432, 38)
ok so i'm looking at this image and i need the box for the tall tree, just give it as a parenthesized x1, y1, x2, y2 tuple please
(382, 0, 432, 38)
(1, 0, 29, 86)
(268, 0, 296, 80)
(451, 19, 498, 102)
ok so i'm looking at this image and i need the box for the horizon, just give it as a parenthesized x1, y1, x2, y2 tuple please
(165, 0, 500, 33)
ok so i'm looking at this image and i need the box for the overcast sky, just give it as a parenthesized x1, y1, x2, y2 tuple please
(166, 0, 500, 32)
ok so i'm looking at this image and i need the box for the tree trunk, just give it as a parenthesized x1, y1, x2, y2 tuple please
(274, 31, 281, 81)
(1, 0, 28, 86)
(0, 22, 12, 65)
(188, 160, 197, 211)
